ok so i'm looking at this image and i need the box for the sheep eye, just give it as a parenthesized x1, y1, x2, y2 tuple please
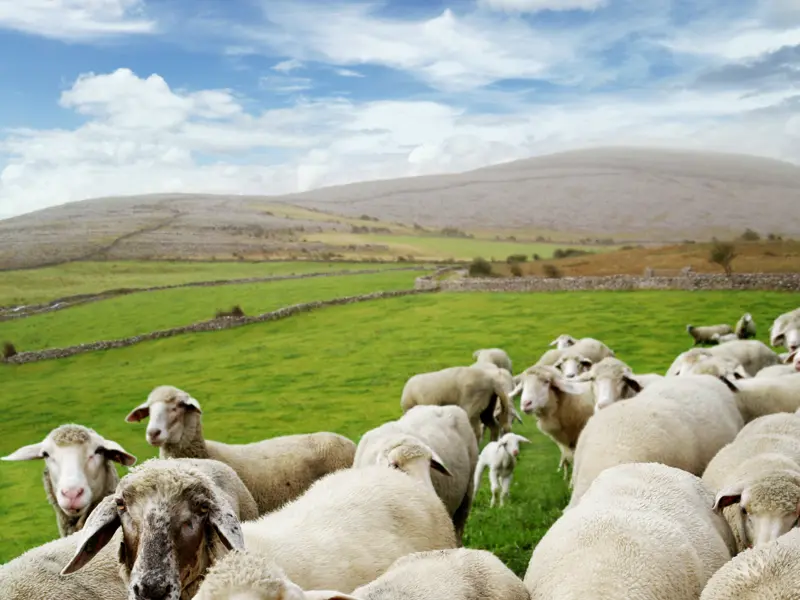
(41, 451, 49, 459)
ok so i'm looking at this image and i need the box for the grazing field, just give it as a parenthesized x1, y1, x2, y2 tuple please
(2, 270, 422, 352)
(0, 287, 795, 573)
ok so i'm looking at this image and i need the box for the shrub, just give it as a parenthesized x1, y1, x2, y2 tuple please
(506, 254, 528, 263)
(510, 264, 523, 277)
(215, 305, 246, 319)
(553, 248, 591, 259)
(542, 264, 562, 278)
(469, 257, 493, 277)
(2, 342, 17, 360)
(532, 253, 541, 261)
(709, 240, 737, 276)
(740, 228, 760, 241)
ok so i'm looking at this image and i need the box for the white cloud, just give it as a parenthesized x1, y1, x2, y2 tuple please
(272, 58, 304, 72)
(259, 74, 314, 93)
(661, 22, 800, 61)
(0, 0, 156, 40)
(477, 0, 608, 13)
(335, 68, 365, 78)
(2, 67, 800, 220)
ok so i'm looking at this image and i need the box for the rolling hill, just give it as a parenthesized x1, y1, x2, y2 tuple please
(1, 146, 799, 269)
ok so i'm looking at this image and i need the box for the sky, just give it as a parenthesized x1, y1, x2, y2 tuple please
(1, 0, 800, 219)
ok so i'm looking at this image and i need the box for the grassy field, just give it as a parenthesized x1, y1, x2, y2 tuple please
(1, 287, 795, 573)
(2, 270, 422, 352)
(0, 260, 409, 307)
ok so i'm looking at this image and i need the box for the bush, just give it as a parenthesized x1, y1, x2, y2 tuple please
(709, 240, 737, 276)
(215, 305, 246, 319)
(2, 342, 17, 359)
(506, 254, 528, 263)
(468, 257, 493, 277)
(542, 264, 562, 278)
(510, 264, 523, 277)
(532, 253, 541, 261)
(740, 228, 760, 241)
(553, 248, 591, 259)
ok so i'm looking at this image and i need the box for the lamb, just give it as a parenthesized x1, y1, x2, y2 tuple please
(2, 423, 137, 537)
(551, 337, 616, 378)
(400, 365, 517, 443)
(472, 347, 513, 373)
(719, 372, 800, 423)
(125, 385, 356, 515)
(60, 458, 262, 599)
(769, 306, 800, 351)
(510, 365, 594, 480)
(687, 323, 733, 345)
(176, 445, 458, 597)
(549, 334, 577, 350)
(699, 527, 800, 599)
(353, 404, 478, 543)
(576, 356, 662, 411)
(735, 312, 757, 339)
(567, 374, 744, 508)
(524, 462, 735, 600)
(194, 547, 530, 600)
(701, 412, 800, 552)
(473, 432, 531, 507)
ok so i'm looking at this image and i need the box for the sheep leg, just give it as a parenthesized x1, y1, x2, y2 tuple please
(489, 469, 500, 508)
(500, 474, 512, 507)
(451, 489, 474, 547)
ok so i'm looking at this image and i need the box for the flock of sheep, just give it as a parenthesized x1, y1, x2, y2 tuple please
(1, 305, 800, 599)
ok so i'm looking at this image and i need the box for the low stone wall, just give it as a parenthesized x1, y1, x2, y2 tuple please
(4, 287, 439, 365)
(415, 272, 800, 292)
(0, 265, 432, 321)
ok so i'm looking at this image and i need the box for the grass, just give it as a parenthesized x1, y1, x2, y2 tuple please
(0, 260, 408, 307)
(304, 232, 619, 261)
(0, 287, 795, 573)
(2, 270, 422, 352)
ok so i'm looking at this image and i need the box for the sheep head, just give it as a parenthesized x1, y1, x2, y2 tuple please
(61, 458, 245, 600)
(579, 357, 643, 412)
(511, 366, 588, 417)
(549, 334, 577, 350)
(498, 433, 531, 458)
(126, 385, 203, 448)
(553, 351, 594, 379)
(376, 436, 453, 489)
(2, 424, 135, 524)
(770, 312, 800, 351)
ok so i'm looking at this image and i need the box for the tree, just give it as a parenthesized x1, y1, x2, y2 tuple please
(709, 240, 737, 276)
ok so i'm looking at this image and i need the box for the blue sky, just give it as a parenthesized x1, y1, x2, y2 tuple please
(1, 0, 800, 219)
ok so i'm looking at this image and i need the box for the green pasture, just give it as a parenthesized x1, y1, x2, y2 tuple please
(0, 260, 407, 307)
(1, 270, 420, 352)
(0, 288, 795, 573)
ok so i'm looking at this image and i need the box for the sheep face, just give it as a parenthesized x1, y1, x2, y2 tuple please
(126, 386, 203, 447)
(553, 354, 593, 379)
(591, 373, 642, 412)
(715, 473, 800, 548)
(2, 424, 135, 520)
(61, 460, 245, 600)
(549, 334, 577, 350)
(514, 368, 583, 416)
(771, 317, 800, 352)
(498, 433, 531, 458)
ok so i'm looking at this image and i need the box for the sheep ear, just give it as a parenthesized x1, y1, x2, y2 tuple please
(125, 402, 150, 423)
(429, 448, 453, 477)
(99, 439, 137, 467)
(61, 495, 121, 575)
(785, 349, 798, 364)
(732, 366, 749, 380)
(622, 375, 643, 393)
(509, 382, 523, 398)
(713, 484, 744, 513)
(511, 407, 523, 423)
(552, 378, 586, 395)
(180, 396, 203, 413)
(2, 441, 45, 461)
(718, 375, 740, 392)
(513, 434, 531, 444)
(208, 490, 246, 551)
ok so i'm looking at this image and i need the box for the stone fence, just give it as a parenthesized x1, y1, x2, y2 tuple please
(4, 287, 439, 365)
(0, 265, 432, 321)
(414, 272, 800, 292)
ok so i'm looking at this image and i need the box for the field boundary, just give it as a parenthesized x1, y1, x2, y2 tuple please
(414, 271, 800, 292)
(0, 265, 433, 320)
(3, 288, 439, 365)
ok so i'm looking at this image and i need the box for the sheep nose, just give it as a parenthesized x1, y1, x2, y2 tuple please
(147, 429, 162, 440)
(61, 487, 84, 500)
(133, 581, 174, 600)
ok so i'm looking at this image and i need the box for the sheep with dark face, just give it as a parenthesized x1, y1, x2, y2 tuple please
(687, 324, 733, 346)
(735, 313, 757, 339)
(2, 424, 136, 537)
(59, 458, 258, 600)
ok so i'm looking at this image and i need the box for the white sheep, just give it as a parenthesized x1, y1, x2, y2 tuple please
(353, 404, 478, 543)
(702, 411, 800, 552)
(195, 447, 458, 595)
(668, 340, 780, 377)
(510, 365, 594, 480)
(770, 306, 800, 351)
(472, 347, 513, 373)
(699, 527, 800, 599)
(524, 462, 735, 599)
(712, 332, 739, 343)
(194, 547, 530, 600)
(681, 354, 751, 380)
(719, 372, 800, 423)
(549, 334, 577, 350)
(567, 374, 744, 508)
(575, 356, 662, 412)
(473, 432, 531, 507)
(400, 365, 518, 443)
(125, 385, 356, 515)
(686, 323, 733, 345)
(551, 337, 615, 378)
(735, 312, 757, 339)
(1, 423, 137, 537)
(756, 347, 799, 377)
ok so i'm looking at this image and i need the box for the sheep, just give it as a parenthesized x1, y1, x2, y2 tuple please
(2, 423, 137, 537)
(699, 527, 800, 599)
(125, 385, 356, 515)
(575, 356, 662, 412)
(194, 447, 458, 595)
(769, 306, 800, 351)
(473, 432, 531, 507)
(194, 547, 530, 600)
(400, 365, 517, 443)
(59, 457, 261, 599)
(511, 347, 565, 386)
(735, 312, 757, 339)
(524, 462, 735, 600)
(353, 404, 478, 544)
(712, 332, 739, 343)
(682, 354, 751, 380)
(510, 365, 594, 480)
(549, 334, 577, 350)
(701, 412, 800, 552)
(0, 530, 128, 600)
(472, 347, 513, 373)
(551, 337, 615, 378)
(687, 323, 733, 345)
(567, 374, 744, 508)
(754, 363, 797, 378)
(718, 372, 800, 423)
(668, 340, 781, 377)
